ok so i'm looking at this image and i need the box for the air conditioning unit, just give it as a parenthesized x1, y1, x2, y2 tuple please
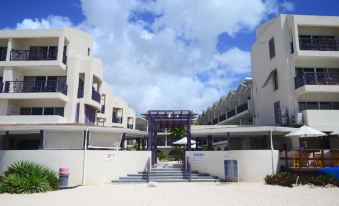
(293, 113, 303, 125)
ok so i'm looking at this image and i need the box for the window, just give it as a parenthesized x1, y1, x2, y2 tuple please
(32, 107, 43, 115)
(20, 108, 31, 115)
(333, 102, 339, 110)
(298, 102, 307, 112)
(307, 102, 318, 110)
(274, 101, 280, 124)
(269, 37, 276, 59)
(20, 107, 64, 116)
(272, 70, 278, 90)
(320, 102, 332, 110)
(44, 107, 55, 115)
(55, 107, 64, 116)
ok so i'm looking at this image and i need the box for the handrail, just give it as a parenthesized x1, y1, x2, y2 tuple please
(10, 48, 58, 61)
(236, 102, 248, 113)
(3, 80, 67, 95)
(299, 38, 339, 51)
(295, 72, 339, 88)
(91, 88, 101, 103)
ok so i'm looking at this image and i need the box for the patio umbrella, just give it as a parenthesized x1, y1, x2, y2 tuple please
(173, 137, 196, 145)
(285, 125, 327, 138)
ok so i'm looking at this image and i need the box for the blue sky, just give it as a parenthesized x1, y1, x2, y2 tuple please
(2, 0, 339, 113)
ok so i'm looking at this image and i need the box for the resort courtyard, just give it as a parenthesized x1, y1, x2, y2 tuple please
(0, 182, 338, 206)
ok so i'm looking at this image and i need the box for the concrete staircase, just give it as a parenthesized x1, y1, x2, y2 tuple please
(113, 163, 218, 183)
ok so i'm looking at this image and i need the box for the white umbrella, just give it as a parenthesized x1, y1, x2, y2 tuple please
(285, 126, 327, 138)
(173, 137, 196, 145)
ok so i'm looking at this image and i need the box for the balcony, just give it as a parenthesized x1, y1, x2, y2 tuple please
(295, 72, 339, 89)
(227, 109, 236, 118)
(3, 80, 67, 95)
(302, 110, 339, 131)
(112, 116, 123, 124)
(91, 88, 101, 103)
(299, 38, 339, 51)
(10, 48, 58, 61)
(0, 115, 67, 124)
(127, 124, 134, 129)
(236, 102, 248, 113)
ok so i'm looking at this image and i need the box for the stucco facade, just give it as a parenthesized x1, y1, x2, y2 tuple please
(0, 28, 135, 128)
(252, 14, 339, 132)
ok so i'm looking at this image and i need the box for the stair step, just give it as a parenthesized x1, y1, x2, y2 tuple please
(121, 176, 217, 179)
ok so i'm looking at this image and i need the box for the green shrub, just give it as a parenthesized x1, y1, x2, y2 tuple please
(265, 172, 297, 187)
(265, 172, 339, 188)
(0, 161, 58, 194)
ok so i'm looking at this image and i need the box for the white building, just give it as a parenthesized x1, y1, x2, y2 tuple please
(197, 78, 254, 126)
(0, 28, 135, 128)
(252, 14, 339, 132)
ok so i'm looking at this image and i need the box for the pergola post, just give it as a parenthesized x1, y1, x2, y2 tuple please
(142, 137, 146, 150)
(186, 115, 192, 151)
(207, 135, 213, 151)
(153, 130, 158, 164)
(136, 138, 141, 150)
(39, 130, 44, 149)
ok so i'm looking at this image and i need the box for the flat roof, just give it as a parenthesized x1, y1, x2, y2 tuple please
(191, 125, 296, 137)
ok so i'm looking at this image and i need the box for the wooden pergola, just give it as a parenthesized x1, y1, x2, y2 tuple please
(142, 110, 196, 165)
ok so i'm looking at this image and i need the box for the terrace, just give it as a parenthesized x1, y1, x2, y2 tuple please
(2, 80, 68, 95)
(295, 72, 339, 88)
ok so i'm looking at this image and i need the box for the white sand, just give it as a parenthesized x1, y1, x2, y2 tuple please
(0, 182, 338, 206)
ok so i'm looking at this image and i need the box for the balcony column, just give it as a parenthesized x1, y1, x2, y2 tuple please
(57, 34, 65, 64)
(6, 38, 12, 61)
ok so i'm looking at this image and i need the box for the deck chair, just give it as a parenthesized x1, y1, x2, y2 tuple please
(292, 153, 300, 168)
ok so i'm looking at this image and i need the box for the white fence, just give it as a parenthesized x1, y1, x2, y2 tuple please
(186, 150, 279, 182)
(0, 150, 151, 186)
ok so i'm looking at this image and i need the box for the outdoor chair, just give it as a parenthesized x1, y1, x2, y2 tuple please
(335, 153, 339, 166)
(314, 153, 324, 168)
(292, 153, 300, 168)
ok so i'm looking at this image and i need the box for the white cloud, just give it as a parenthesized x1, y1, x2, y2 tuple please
(13, 0, 289, 114)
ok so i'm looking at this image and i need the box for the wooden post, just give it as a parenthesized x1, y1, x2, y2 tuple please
(283, 144, 288, 168)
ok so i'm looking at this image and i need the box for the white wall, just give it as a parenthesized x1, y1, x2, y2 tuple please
(0, 150, 151, 186)
(186, 150, 279, 182)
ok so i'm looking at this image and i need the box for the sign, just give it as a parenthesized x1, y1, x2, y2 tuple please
(193, 152, 204, 162)
(105, 153, 116, 161)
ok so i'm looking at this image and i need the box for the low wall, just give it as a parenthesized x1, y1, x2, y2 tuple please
(0, 150, 151, 186)
(186, 150, 279, 182)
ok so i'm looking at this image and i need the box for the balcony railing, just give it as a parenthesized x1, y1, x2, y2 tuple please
(236, 102, 248, 113)
(112, 116, 123, 124)
(219, 114, 226, 122)
(10, 49, 58, 61)
(100, 105, 105, 114)
(299, 38, 339, 51)
(3, 80, 67, 95)
(77, 87, 84, 98)
(227, 109, 236, 118)
(127, 124, 134, 129)
(92, 88, 101, 103)
(295, 72, 339, 89)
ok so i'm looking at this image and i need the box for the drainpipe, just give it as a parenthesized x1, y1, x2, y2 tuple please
(82, 127, 89, 185)
(270, 129, 275, 175)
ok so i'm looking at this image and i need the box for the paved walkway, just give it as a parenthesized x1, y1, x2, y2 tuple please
(0, 182, 338, 206)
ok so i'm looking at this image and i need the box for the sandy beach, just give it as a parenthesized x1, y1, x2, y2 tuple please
(0, 182, 338, 206)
